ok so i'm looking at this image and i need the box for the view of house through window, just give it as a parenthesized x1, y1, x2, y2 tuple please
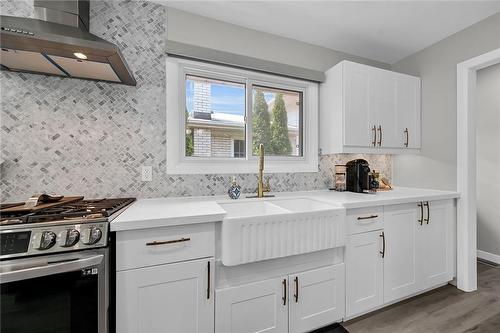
(184, 74, 303, 159)
(185, 75, 245, 158)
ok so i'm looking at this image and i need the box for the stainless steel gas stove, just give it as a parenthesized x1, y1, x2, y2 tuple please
(0, 196, 135, 333)
(0, 197, 135, 259)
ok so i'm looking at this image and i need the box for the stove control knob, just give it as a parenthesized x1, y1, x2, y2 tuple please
(81, 227, 102, 245)
(34, 231, 57, 250)
(59, 229, 80, 247)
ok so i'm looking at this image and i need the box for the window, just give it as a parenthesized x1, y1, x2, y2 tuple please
(166, 58, 318, 174)
(185, 75, 246, 158)
(252, 86, 302, 157)
(233, 139, 245, 158)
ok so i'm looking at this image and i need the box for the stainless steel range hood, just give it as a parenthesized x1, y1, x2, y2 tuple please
(0, 0, 136, 86)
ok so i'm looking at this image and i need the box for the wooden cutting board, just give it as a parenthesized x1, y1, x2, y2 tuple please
(0, 196, 84, 214)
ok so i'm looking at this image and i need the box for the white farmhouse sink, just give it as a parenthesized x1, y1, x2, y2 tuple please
(218, 198, 346, 266)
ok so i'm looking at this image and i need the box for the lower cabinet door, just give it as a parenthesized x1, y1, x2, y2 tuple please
(215, 277, 288, 333)
(346, 231, 384, 318)
(288, 264, 345, 333)
(418, 200, 454, 289)
(383, 203, 419, 303)
(116, 258, 214, 333)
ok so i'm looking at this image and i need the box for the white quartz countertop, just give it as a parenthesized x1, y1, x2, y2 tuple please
(111, 187, 459, 231)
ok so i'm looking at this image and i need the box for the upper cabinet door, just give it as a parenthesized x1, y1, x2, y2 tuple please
(215, 276, 288, 333)
(288, 264, 345, 333)
(396, 74, 421, 149)
(343, 61, 374, 148)
(383, 203, 420, 303)
(116, 258, 214, 333)
(370, 68, 398, 148)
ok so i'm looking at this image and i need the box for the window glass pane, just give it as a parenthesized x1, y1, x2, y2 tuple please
(233, 139, 245, 158)
(185, 75, 245, 158)
(252, 86, 302, 157)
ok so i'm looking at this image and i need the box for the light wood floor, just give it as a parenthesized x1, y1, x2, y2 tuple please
(343, 262, 500, 333)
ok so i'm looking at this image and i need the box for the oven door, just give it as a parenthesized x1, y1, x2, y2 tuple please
(0, 249, 108, 333)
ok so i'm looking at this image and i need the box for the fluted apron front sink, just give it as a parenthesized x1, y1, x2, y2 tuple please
(218, 198, 346, 266)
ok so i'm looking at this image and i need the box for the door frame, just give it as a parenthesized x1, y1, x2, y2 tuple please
(456, 47, 500, 292)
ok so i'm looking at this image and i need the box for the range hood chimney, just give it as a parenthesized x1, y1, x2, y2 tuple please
(0, 0, 136, 86)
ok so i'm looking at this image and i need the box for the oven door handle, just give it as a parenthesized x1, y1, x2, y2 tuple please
(0, 254, 104, 283)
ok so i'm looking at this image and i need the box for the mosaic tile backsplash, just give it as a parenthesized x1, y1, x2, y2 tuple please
(0, 0, 392, 202)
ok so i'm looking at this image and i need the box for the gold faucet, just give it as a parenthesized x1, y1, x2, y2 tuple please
(256, 143, 272, 198)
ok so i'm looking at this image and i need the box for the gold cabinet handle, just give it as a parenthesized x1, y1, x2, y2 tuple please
(294, 277, 299, 303)
(404, 128, 409, 147)
(357, 215, 378, 220)
(380, 232, 385, 258)
(372, 125, 377, 146)
(377, 125, 382, 146)
(207, 261, 211, 299)
(145, 237, 191, 246)
(417, 202, 423, 225)
(424, 201, 430, 224)
(282, 279, 287, 306)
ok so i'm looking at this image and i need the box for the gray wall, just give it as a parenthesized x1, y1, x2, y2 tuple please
(0, 0, 392, 202)
(166, 8, 389, 72)
(391, 12, 500, 190)
(476, 63, 500, 257)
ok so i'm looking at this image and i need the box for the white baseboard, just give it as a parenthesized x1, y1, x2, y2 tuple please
(477, 250, 500, 265)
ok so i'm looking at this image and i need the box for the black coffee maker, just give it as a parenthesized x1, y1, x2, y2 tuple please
(346, 159, 372, 193)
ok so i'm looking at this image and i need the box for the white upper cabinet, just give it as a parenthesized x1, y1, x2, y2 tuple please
(320, 60, 421, 154)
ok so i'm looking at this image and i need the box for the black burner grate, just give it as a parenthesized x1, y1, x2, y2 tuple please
(0, 198, 136, 225)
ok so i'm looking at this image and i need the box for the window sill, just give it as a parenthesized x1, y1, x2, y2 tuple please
(166, 158, 318, 175)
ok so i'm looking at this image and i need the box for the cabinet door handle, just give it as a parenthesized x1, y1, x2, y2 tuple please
(282, 279, 287, 306)
(380, 232, 385, 258)
(424, 201, 430, 224)
(294, 277, 299, 303)
(417, 202, 423, 225)
(377, 125, 383, 146)
(404, 128, 409, 147)
(207, 261, 211, 299)
(372, 125, 377, 146)
(357, 215, 378, 220)
(145, 237, 190, 246)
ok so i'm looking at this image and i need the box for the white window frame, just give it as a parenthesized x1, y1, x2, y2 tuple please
(166, 57, 319, 174)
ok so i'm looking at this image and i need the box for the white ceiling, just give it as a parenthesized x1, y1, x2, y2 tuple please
(161, 1, 500, 64)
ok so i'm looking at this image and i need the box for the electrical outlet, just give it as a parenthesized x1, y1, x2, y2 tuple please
(141, 166, 153, 182)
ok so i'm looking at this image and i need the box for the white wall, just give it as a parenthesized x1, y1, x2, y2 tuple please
(391, 12, 500, 190)
(166, 8, 389, 72)
(476, 63, 500, 257)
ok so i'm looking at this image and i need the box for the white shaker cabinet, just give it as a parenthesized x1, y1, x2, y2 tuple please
(345, 231, 384, 317)
(215, 264, 345, 333)
(116, 258, 214, 333)
(320, 60, 421, 154)
(289, 265, 345, 333)
(383, 200, 454, 304)
(215, 276, 288, 333)
(417, 200, 455, 289)
(383, 203, 420, 303)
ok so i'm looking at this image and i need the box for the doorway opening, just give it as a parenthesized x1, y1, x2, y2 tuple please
(456, 48, 500, 292)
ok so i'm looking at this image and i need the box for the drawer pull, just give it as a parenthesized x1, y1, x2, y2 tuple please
(145, 237, 191, 246)
(357, 215, 378, 220)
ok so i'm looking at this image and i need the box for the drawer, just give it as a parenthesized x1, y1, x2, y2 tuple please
(346, 207, 383, 235)
(116, 223, 215, 271)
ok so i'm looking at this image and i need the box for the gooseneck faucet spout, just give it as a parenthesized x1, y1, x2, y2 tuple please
(255, 143, 272, 198)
